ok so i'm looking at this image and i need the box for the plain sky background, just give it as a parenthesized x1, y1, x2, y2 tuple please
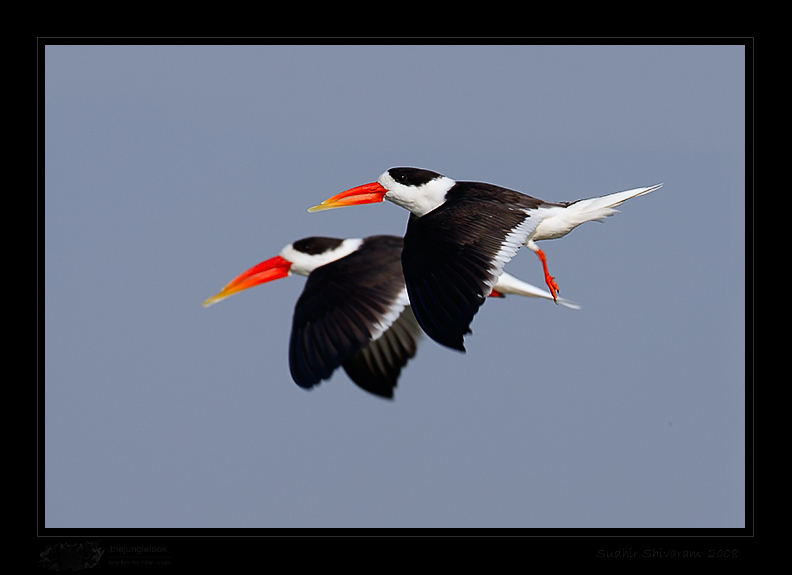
(44, 44, 745, 529)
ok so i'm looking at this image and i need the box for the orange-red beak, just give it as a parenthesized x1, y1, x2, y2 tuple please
(202, 255, 292, 307)
(308, 182, 387, 212)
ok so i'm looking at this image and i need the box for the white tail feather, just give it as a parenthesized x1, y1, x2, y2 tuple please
(494, 272, 581, 310)
(566, 184, 662, 219)
(533, 184, 662, 241)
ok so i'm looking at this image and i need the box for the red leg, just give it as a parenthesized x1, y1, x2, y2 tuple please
(535, 248, 559, 301)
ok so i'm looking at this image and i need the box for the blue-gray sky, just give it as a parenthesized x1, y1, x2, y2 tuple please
(45, 44, 745, 528)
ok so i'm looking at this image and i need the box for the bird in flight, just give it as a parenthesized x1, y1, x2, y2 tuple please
(310, 168, 660, 351)
(204, 234, 578, 398)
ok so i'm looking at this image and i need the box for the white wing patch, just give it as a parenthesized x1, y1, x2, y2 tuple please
(368, 286, 411, 343)
(484, 211, 541, 294)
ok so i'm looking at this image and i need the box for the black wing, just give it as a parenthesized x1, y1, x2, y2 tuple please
(341, 305, 423, 398)
(289, 236, 412, 397)
(401, 185, 543, 351)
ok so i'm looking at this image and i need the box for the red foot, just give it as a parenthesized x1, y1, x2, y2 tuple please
(545, 273, 560, 302)
(535, 248, 560, 302)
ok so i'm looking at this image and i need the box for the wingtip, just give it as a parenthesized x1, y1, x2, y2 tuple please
(437, 338, 467, 353)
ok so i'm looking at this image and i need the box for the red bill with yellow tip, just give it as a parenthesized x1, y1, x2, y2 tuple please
(307, 182, 388, 212)
(202, 255, 292, 307)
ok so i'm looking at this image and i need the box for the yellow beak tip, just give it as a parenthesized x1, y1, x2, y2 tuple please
(202, 293, 227, 307)
(307, 203, 335, 213)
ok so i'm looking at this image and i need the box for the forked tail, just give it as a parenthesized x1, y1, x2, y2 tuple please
(565, 183, 663, 224)
(534, 184, 663, 241)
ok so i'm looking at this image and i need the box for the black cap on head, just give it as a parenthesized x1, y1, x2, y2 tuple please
(291, 237, 345, 255)
(387, 167, 443, 187)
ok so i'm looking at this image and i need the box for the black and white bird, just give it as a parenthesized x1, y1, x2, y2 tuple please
(203, 235, 578, 398)
(309, 168, 660, 351)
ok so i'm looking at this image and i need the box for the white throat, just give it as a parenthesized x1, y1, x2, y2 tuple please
(378, 171, 456, 217)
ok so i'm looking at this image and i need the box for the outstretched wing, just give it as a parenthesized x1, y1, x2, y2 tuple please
(402, 185, 543, 351)
(289, 236, 412, 397)
(341, 305, 423, 398)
